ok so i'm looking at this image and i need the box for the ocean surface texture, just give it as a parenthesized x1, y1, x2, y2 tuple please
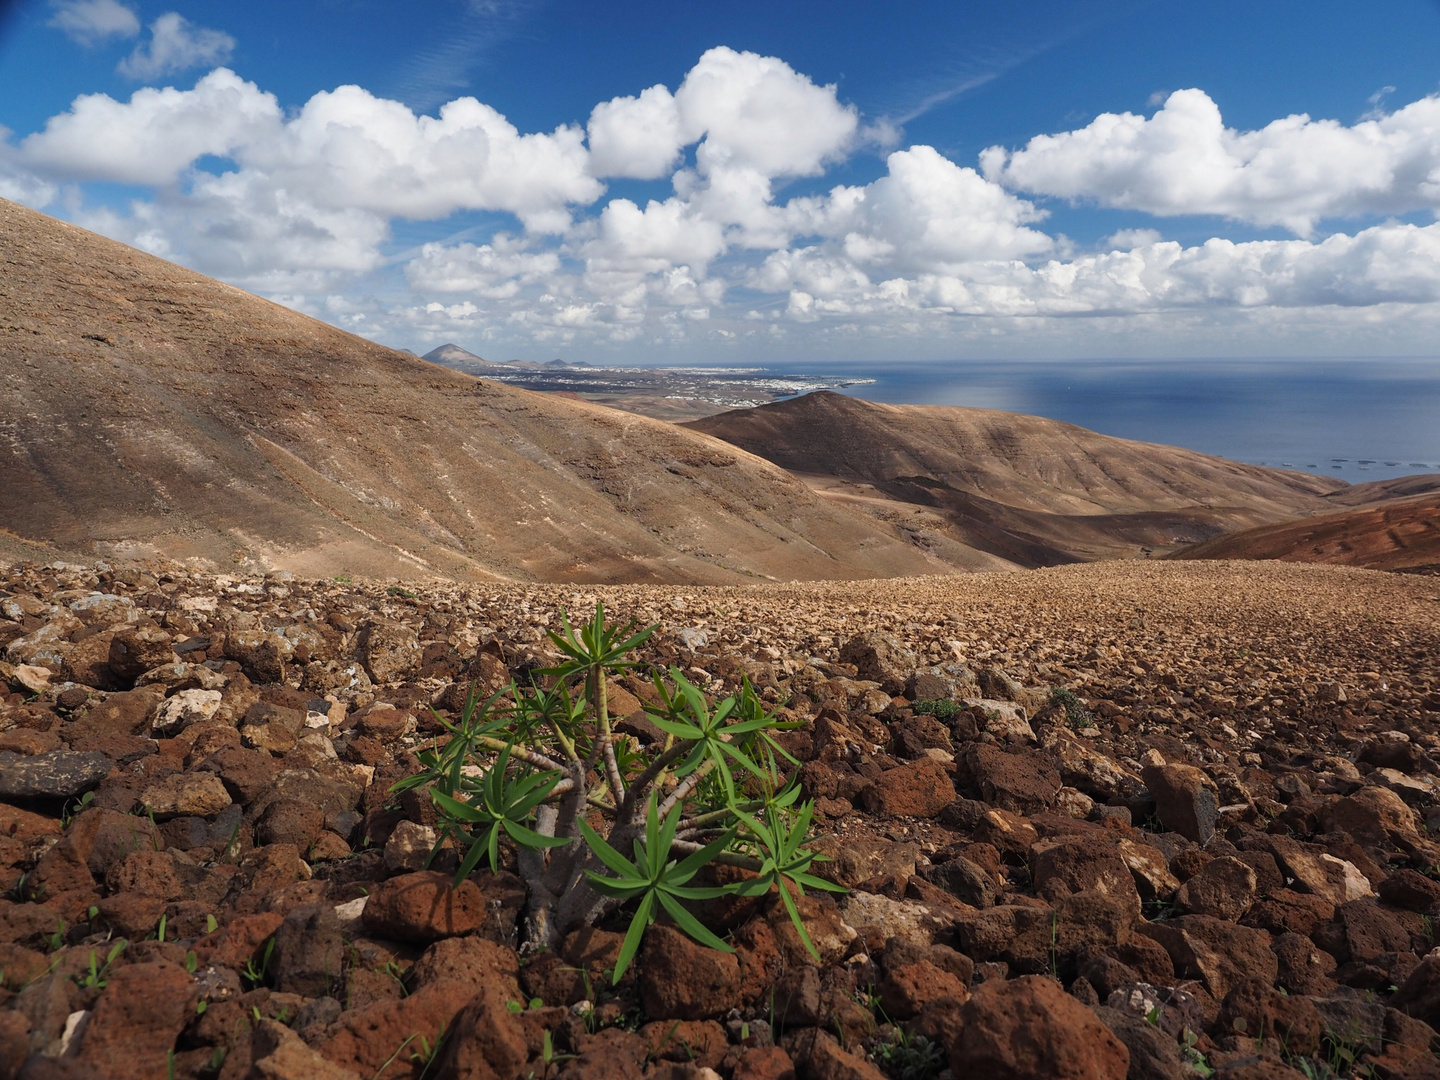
(823, 358, 1440, 483)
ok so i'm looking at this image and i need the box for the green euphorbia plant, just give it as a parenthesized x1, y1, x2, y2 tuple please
(393, 603, 841, 980)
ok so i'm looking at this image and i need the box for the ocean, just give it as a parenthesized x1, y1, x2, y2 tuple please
(816, 358, 1440, 484)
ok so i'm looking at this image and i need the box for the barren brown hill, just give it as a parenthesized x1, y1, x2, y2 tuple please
(1177, 491, 1440, 571)
(686, 391, 1347, 566)
(0, 199, 976, 584)
(1323, 472, 1440, 506)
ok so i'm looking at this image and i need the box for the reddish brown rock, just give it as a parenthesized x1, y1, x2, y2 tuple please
(732, 1046, 796, 1080)
(193, 912, 285, 969)
(1393, 955, 1440, 1029)
(65, 689, 163, 742)
(877, 957, 969, 1019)
(320, 980, 474, 1077)
(1243, 888, 1336, 937)
(638, 925, 742, 1020)
(567, 1026, 648, 1080)
(74, 961, 195, 1080)
(1030, 838, 1142, 920)
(860, 758, 954, 819)
(94, 891, 168, 938)
(225, 630, 289, 683)
(107, 626, 175, 683)
(410, 936, 521, 1000)
(1271, 932, 1338, 996)
(1138, 916, 1278, 1000)
(246, 1018, 364, 1080)
(786, 1027, 887, 1080)
(426, 981, 529, 1080)
(838, 632, 917, 694)
(254, 799, 326, 850)
(1319, 785, 1422, 847)
(1141, 762, 1219, 844)
(1266, 835, 1374, 905)
(953, 905, 1060, 974)
(950, 974, 1129, 1080)
(360, 871, 486, 942)
(357, 622, 421, 686)
(1380, 870, 1440, 913)
(1320, 899, 1415, 965)
(1213, 981, 1324, 1058)
(965, 745, 1061, 815)
(0, 1009, 29, 1080)
(641, 1019, 729, 1069)
(1175, 855, 1258, 921)
(271, 903, 345, 998)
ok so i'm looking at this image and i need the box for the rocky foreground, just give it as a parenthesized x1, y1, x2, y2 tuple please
(1, 558, 1440, 1080)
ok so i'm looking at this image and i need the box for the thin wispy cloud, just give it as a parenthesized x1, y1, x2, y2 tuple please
(117, 12, 234, 80)
(885, 0, 1149, 129)
(385, 0, 542, 112)
(888, 53, 1035, 128)
(47, 0, 139, 47)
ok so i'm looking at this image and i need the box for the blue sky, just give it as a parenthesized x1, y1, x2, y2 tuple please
(3, 0, 1440, 363)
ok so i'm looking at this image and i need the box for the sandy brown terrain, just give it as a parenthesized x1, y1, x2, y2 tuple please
(687, 392, 1346, 565)
(0, 199, 970, 585)
(1180, 492, 1440, 572)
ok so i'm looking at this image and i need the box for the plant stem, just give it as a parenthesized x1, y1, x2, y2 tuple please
(472, 735, 564, 773)
(668, 839, 763, 872)
(657, 757, 715, 819)
(616, 740, 691, 825)
(592, 665, 628, 805)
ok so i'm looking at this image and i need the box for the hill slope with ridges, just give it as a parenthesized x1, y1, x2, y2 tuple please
(0, 199, 978, 583)
(686, 392, 1347, 565)
(1177, 492, 1440, 571)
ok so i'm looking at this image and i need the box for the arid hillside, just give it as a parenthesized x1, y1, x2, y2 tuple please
(0, 199, 987, 584)
(1179, 491, 1440, 572)
(687, 392, 1347, 565)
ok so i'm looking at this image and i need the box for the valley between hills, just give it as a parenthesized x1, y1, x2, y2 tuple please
(6, 197, 1440, 1080)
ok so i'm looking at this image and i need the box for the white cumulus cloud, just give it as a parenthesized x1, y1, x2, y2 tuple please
(405, 238, 561, 298)
(827, 145, 1053, 271)
(674, 46, 858, 180)
(982, 88, 1440, 235)
(21, 68, 281, 185)
(118, 12, 236, 80)
(47, 0, 140, 47)
(13, 46, 1440, 355)
(587, 85, 684, 180)
(242, 85, 602, 231)
(15, 69, 605, 284)
(752, 220, 1440, 321)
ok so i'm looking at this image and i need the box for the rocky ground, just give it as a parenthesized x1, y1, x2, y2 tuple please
(1, 557, 1440, 1080)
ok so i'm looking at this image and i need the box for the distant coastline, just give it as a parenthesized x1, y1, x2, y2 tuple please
(421, 345, 1440, 483)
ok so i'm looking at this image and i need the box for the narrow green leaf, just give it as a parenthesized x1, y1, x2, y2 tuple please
(502, 819, 572, 849)
(665, 882, 737, 901)
(613, 892, 654, 983)
(486, 822, 501, 872)
(583, 872, 649, 899)
(452, 832, 489, 887)
(578, 818, 642, 878)
(669, 829, 737, 881)
(779, 885, 821, 962)
(649, 715, 704, 740)
(789, 871, 847, 893)
(431, 788, 489, 824)
(657, 891, 735, 953)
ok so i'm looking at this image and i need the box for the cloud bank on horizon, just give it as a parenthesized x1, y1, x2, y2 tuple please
(6, 4, 1440, 359)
